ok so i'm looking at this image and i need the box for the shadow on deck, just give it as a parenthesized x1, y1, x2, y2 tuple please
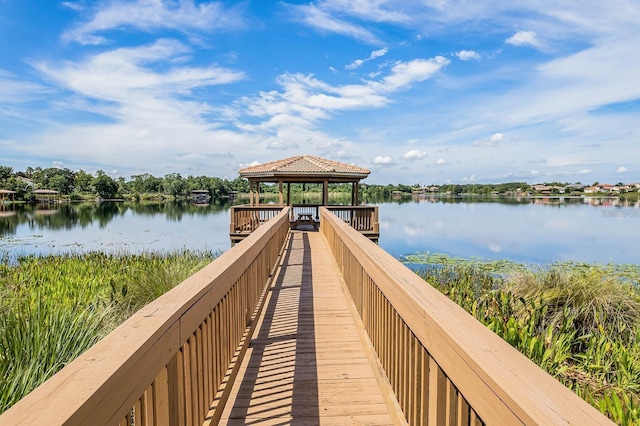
(219, 231, 397, 425)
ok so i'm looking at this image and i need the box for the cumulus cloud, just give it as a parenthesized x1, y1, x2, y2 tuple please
(617, 166, 627, 173)
(435, 158, 446, 165)
(402, 149, 427, 160)
(379, 57, 449, 91)
(490, 133, 504, 143)
(372, 155, 394, 165)
(506, 31, 540, 48)
(472, 132, 505, 147)
(235, 56, 448, 146)
(455, 50, 480, 61)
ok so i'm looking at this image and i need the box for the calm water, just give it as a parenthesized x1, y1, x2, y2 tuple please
(1, 196, 639, 265)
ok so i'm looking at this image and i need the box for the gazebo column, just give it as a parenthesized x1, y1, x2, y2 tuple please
(255, 182, 260, 205)
(352, 181, 359, 205)
(249, 181, 254, 206)
(278, 180, 284, 205)
(287, 183, 291, 205)
(323, 179, 329, 206)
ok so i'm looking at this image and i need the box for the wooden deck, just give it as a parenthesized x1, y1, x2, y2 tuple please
(219, 230, 400, 425)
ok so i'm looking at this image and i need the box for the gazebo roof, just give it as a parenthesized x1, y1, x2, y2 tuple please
(238, 155, 370, 181)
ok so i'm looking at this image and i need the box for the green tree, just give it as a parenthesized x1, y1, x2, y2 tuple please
(74, 169, 94, 193)
(93, 170, 118, 199)
(0, 165, 13, 184)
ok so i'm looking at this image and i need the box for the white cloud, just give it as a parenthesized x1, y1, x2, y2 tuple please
(234, 56, 448, 149)
(63, 0, 246, 45)
(616, 166, 627, 173)
(35, 40, 245, 102)
(402, 149, 427, 160)
(490, 133, 504, 143)
(61, 2, 83, 12)
(472, 132, 505, 147)
(372, 155, 394, 165)
(435, 158, 446, 165)
(0, 70, 51, 103)
(506, 31, 540, 48)
(455, 50, 480, 61)
(378, 57, 449, 91)
(488, 242, 501, 253)
(371, 48, 388, 59)
(346, 47, 389, 70)
(290, 3, 379, 44)
(346, 59, 365, 70)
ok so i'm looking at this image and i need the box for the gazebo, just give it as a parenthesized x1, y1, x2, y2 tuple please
(230, 155, 379, 244)
(0, 189, 16, 203)
(238, 155, 370, 207)
(32, 189, 59, 204)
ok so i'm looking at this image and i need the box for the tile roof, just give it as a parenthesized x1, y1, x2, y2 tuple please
(239, 155, 370, 179)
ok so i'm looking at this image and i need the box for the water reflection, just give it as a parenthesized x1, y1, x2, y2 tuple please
(376, 195, 640, 265)
(1, 196, 639, 265)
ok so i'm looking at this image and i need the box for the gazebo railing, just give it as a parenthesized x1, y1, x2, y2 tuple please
(230, 205, 284, 233)
(327, 205, 379, 233)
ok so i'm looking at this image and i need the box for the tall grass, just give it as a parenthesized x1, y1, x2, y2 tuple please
(0, 249, 218, 414)
(416, 263, 640, 425)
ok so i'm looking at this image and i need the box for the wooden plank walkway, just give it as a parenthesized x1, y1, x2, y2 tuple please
(219, 230, 399, 425)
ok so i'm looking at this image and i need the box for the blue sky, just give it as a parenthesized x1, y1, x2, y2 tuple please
(1, 0, 639, 185)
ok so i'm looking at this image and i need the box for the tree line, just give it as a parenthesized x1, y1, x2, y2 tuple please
(3, 163, 623, 203)
(0, 165, 249, 201)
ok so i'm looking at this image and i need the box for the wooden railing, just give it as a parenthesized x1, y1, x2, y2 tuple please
(327, 205, 379, 233)
(0, 208, 291, 426)
(319, 207, 612, 425)
(230, 205, 283, 234)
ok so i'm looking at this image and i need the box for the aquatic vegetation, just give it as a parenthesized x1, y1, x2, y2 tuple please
(411, 254, 640, 425)
(0, 250, 218, 413)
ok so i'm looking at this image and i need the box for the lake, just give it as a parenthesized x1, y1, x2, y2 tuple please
(1, 195, 639, 266)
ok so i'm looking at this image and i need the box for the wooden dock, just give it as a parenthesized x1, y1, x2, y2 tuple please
(219, 231, 400, 425)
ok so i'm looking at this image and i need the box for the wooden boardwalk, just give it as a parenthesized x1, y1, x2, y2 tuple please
(219, 230, 399, 425)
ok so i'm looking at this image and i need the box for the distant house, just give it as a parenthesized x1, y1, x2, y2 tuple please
(599, 184, 614, 193)
(532, 185, 551, 193)
(584, 186, 599, 194)
(566, 183, 585, 192)
(190, 189, 211, 204)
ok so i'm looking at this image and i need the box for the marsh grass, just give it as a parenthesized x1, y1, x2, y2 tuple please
(415, 259, 640, 425)
(507, 267, 640, 339)
(124, 250, 215, 311)
(0, 249, 218, 414)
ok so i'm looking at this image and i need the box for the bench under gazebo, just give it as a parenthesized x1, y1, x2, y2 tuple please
(230, 155, 379, 244)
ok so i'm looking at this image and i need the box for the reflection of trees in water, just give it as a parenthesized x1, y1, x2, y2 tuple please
(0, 200, 235, 236)
(3, 196, 626, 238)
